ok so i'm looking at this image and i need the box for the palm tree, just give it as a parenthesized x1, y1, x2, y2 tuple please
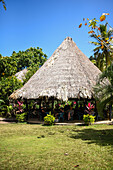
(94, 63, 113, 118)
(89, 53, 105, 71)
(90, 24, 113, 71)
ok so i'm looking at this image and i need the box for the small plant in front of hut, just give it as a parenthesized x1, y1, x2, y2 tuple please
(10, 100, 27, 122)
(83, 102, 95, 125)
(16, 112, 27, 122)
(87, 103, 94, 111)
(44, 112, 55, 125)
(83, 114, 95, 125)
(7, 105, 13, 116)
(84, 102, 95, 115)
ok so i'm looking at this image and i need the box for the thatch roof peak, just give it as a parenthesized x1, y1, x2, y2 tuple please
(65, 37, 73, 41)
(10, 37, 101, 101)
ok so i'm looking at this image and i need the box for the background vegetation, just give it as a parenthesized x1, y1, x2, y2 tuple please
(0, 47, 47, 117)
(79, 13, 113, 116)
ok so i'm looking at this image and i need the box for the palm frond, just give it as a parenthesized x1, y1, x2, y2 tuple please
(94, 62, 113, 114)
(89, 41, 100, 46)
(0, 99, 5, 103)
(93, 46, 101, 52)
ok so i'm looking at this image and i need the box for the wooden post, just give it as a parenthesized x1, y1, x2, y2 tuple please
(109, 104, 112, 121)
(51, 97, 54, 114)
(74, 99, 78, 120)
(83, 99, 87, 110)
(39, 99, 41, 111)
(25, 99, 29, 121)
(95, 100, 98, 121)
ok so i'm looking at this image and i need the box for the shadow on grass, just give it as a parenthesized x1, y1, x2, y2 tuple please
(70, 127, 113, 147)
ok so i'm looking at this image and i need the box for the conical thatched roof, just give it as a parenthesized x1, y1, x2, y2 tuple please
(10, 37, 101, 101)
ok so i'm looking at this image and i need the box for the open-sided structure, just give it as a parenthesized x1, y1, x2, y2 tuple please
(10, 37, 103, 122)
(10, 37, 101, 101)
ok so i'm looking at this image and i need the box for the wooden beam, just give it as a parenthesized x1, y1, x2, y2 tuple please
(95, 100, 98, 121)
(39, 99, 42, 111)
(51, 97, 54, 114)
(109, 104, 112, 121)
(25, 99, 29, 121)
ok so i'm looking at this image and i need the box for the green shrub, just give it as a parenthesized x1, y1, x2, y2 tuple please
(0, 99, 6, 117)
(44, 114, 55, 126)
(16, 112, 27, 122)
(83, 114, 95, 125)
(7, 105, 13, 116)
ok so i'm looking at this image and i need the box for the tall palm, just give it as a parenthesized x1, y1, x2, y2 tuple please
(89, 53, 105, 71)
(90, 24, 113, 71)
(94, 62, 113, 116)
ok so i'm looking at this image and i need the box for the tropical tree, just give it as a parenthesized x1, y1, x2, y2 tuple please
(0, 47, 47, 117)
(0, 76, 23, 100)
(79, 14, 113, 119)
(94, 62, 113, 118)
(0, 99, 5, 117)
(0, 55, 18, 79)
(0, 76, 23, 116)
(0, 47, 47, 80)
(89, 24, 113, 71)
(89, 53, 105, 71)
(79, 13, 113, 71)
(0, 99, 5, 109)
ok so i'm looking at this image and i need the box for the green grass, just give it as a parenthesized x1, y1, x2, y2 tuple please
(0, 123, 113, 170)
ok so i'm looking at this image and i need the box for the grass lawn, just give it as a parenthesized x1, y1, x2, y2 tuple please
(0, 123, 113, 170)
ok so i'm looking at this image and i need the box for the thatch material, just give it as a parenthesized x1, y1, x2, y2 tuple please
(10, 37, 101, 101)
(15, 69, 28, 82)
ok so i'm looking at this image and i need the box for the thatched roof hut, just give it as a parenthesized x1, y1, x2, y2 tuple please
(15, 68, 28, 82)
(10, 37, 101, 101)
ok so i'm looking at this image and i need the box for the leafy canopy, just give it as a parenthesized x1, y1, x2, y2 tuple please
(0, 47, 47, 117)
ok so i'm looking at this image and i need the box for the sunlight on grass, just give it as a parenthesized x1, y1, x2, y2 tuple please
(0, 124, 113, 169)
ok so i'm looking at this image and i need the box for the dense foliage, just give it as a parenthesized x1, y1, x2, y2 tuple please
(94, 62, 113, 117)
(79, 13, 113, 71)
(89, 24, 113, 71)
(16, 112, 27, 122)
(0, 47, 47, 79)
(79, 13, 113, 119)
(0, 47, 47, 117)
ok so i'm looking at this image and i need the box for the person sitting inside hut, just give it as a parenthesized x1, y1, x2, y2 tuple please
(68, 106, 74, 121)
(54, 109, 59, 122)
(59, 107, 64, 122)
(41, 107, 47, 120)
(54, 107, 64, 122)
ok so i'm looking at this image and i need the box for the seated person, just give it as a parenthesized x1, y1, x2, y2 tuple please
(54, 112, 59, 119)
(41, 107, 47, 120)
(58, 108, 64, 122)
(68, 106, 74, 121)
(54, 108, 64, 122)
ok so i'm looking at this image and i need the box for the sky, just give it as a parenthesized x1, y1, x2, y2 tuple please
(0, 0, 113, 59)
